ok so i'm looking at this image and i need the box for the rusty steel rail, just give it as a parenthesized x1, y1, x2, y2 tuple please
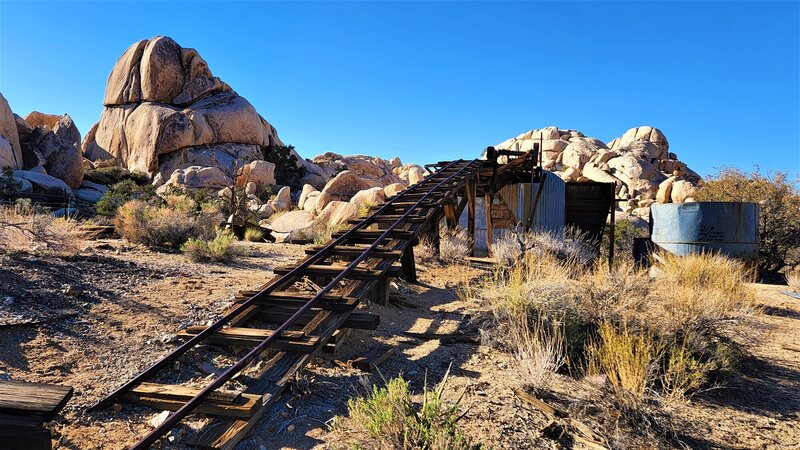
(95, 158, 481, 449)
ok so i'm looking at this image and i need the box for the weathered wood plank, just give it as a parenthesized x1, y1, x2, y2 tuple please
(0, 380, 73, 421)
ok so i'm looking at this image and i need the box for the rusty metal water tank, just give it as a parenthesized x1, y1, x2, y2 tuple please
(649, 202, 759, 263)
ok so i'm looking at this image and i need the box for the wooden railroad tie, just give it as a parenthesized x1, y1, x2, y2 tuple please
(123, 383, 261, 418)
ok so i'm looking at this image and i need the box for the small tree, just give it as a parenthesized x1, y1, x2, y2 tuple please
(0, 166, 22, 203)
(262, 144, 306, 186)
(695, 167, 800, 274)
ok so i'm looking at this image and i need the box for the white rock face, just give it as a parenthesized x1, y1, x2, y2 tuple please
(270, 186, 291, 212)
(269, 210, 317, 243)
(317, 201, 359, 228)
(350, 186, 385, 208)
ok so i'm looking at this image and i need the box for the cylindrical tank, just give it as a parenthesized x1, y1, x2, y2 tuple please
(649, 202, 759, 262)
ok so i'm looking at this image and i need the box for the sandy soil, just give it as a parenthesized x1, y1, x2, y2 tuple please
(1, 243, 798, 449)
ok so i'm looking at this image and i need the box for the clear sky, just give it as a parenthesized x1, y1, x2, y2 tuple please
(1, 1, 798, 179)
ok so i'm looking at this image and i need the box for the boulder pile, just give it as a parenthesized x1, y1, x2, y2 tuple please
(258, 154, 427, 242)
(494, 125, 701, 219)
(0, 92, 92, 207)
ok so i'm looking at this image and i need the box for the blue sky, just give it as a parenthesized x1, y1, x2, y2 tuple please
(1, 1, 798, 178)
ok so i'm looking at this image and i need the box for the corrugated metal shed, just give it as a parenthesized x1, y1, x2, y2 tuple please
(564, 182, 615, 244)
(530, 171, 566, 234)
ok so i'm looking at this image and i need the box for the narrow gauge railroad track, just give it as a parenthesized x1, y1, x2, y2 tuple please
(92, 158, 482, 449)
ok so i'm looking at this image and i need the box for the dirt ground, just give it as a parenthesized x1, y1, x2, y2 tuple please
(1, 242, 799, 449)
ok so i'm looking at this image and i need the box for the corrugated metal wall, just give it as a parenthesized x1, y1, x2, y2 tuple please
(564, 182, 615, 244)
(530, 171, 566, 234)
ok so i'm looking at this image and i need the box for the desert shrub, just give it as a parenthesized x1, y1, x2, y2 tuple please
(492, 227, 596, 267)
(508, 314, 565, 390)
(243, 227, 265, 242)
(0, 166, 22, 201)
(330, 371, 476, 450)
(659, 335, 716, 405)
(262, 144, 305, 186)
(586, 322, 661, 405)
(415, 237, 437, 264)
(695, 167, 800, 274)
(651, 252, 754, 332)
(181, 230, 239, 263)
(0, 200, 85, 255)
(786, 270, 800, 292)
(114, 195, 219, 248)
(96, 179, 156, 216)
(84, 161, 150, 187)
(465, 230, 752, 411)
(439, 228, 472, 261)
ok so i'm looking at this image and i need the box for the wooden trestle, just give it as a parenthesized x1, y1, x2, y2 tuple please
(94, 158, 483, 449)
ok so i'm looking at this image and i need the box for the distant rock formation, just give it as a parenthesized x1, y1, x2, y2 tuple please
(494, 125, 701, 219)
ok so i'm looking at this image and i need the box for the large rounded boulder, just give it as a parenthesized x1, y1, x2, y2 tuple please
(83, 36, 290, 190)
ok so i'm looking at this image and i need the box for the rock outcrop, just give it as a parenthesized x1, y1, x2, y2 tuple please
(0, 92, 22, 169)
(82, 36, 284, 189)
(0, 93, 84, 190)
(494, 125, 701, 220)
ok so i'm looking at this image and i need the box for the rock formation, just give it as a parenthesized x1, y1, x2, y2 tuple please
(0, 92, 85, 192)
(494, 125, 701, 219)
(82, 36, 285, 189)
(0, 92, 23, 170)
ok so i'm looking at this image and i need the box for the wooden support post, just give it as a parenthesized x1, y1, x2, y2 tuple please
(443, 203, 457, 229)
(485, 192, 494, 256)
(466, 178, 476, 256)
(401, 246, 417, 283)
(370, 275, 390, 306)
(608, 198, 616, 270)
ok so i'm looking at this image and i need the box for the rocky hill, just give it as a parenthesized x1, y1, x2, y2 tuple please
(495, 125, 701, 219)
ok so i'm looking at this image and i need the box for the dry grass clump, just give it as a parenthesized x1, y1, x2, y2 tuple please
(243, 227, 264, 242)
(492, 227, 595, 267)
(330, 370, 476, 450)
(785, 269, 800, 292)
(181, 230, 240, 263)
(651, 252, 755, 332)
(414, 227, 472, 265)
(439, 228, 472, 262)
(586, 322, 661, 405)
(114, 195, 221, 248)
(0, 201, 85, 256)
(509, 315, 565, 390)
(464, 230, 756, 445)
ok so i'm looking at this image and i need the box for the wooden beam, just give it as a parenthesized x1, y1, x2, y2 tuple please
(485, 192, 494, 256)
(400, 245, 417, 283)
(443, 203, 457, 229)
(122, 383, 262, 418)
(350, 348, 396, 372)
(177, 327, 320, 353)
(466, 178, 476, 256)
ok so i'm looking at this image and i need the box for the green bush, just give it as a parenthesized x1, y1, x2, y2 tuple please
(96, 179, 156, 216)
(181, 230, 239, 262)
(84, 162, 151, 187)
(114, 195, 220, 248)
(262, 144, 306, 186)
(0, 166, 22, 201)
(331, 370, 478, 450)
